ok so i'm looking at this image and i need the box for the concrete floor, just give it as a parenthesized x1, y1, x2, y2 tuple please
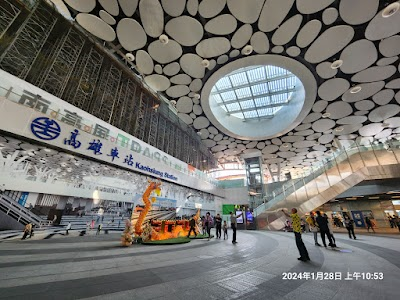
(0, 229, 398, 300)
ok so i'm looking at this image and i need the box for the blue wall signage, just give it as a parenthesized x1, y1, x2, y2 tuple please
(30, 117, 61, 140)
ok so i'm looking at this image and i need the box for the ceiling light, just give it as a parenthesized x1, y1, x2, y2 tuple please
(170, 100, 177, 106)
(125, 53, 135, 62)
(322, 112, 331, 118)
(201, 59, 210, 68)
(382, 122, 390, 127)
(335, 126, 344, 132)
(197, 131, 202, 135)
(159, 34, 169, 44)
(282, 143, 290, 148)
(382, 2, 400, 18)
(193, 93, 200, 99)
(242, 45, 253, 55)
(330, 59, 343, 69)
(44, 148, 51, 152)
(350, 86, 362, 94)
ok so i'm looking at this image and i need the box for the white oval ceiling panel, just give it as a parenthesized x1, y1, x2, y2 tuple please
(305, 25, 354, 64)
(340, 39, 377, 74)
(99, 0, 119, 16)
(139, 0, 164, 38)
(205, 14, 237, 35)
(365, 5, 400, 41)
(312, 100, 328, 113)
(296, 20, 322, 48)
(326, 102, 353, 119)
(166, 85, 190, 98)
(176, 97, 193, 113)
(385, 117, 400, 128)
(228, 142, 237, 148)
(196, 37, 231, 58)
(178, 113, 193, 125)
(231, 24, 253, 49)
(76, 14, 116, 42)
(311, 119, 336, 132)
(237, 144, 246, 150)
(118, 0, 138, 17)
(148, 40, 183, 64)
(322, 8, 338, 25)
(339, 0, 378, 25)
(250, 31, 269, 54)
(193, 116, 210, 129)
(187, 0, 199, 16)
(337, 116, 367, 125)
(199, 128, 209, 139)
(198, 0, 227, 18)
(272, 14, 303, 46)
(154, 64, 162, 74)
(278, 151, 296, 158)
(293, 140, 317, 148)
(306, 132, 322, 140)
(272, 138, 282, 145)
(170, 74, 192, 85)
(334, 124, 363, 135)
(136, 50, 154, 75)
(355, 100, 375, 110)
(342, 81, 385, 102)
(295, 123, 312, 131)
(189, 79, 203, 92)
(246, 141, 257, 148)
(165, 16, 204, 47)
(318, 78, 350, 101)
(230, 49, 240, 57)
(64, 0, 95, 12)
(213, 134, 224, 142)
(258, 0, 294, 32)
(271, 46, 284, 53)
(296, 0, 334, 14)
(372, 89, 395, 106)
(180, 54, 205, 78)
(281, 136, 304, 143)
(379, 35, 400, 57)
(99, 10, 116, 25)
(374, 129, 392, 140)
(117, 18, 147, 51)
(386, 79, 400, 89)
(208, 127, 219, 135)
(316, 62, 337, 79)
(354, 111, 369, 116)
(163, 62, 180, 76)
(203, 139, 217, 147)
(368, 104, 400, 122)
(286, 46, 301, 57)
(377, 56, 399, 66)
(294, 129, 314, 136)
(227, 0, 264, 24)
(257, 142, 265, 149)
(217, 55, 229, 64)
(359, 123, 384, 137)
(193, 104, 203, 115)
(262, 145, 279, 154)
(318, 134, 334, 144)
(351, 66, 397, 83)
(161, 0, 185, 17)
(144, 74, 170, 91)
(302, 112, 322, 123)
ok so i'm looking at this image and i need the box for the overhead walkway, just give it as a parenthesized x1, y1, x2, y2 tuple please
(254, 140, 400, 230)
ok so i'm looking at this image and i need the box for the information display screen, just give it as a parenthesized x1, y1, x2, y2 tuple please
(236, 211, 244, 224)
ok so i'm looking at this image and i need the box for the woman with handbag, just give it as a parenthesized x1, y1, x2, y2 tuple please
(306, 212, 321, 246)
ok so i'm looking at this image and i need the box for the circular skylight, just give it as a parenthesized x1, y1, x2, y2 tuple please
(210, 65, 297, 121)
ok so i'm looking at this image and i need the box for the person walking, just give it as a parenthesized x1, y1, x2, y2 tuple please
(223, 220, 228, 240)
(282, 208, 310, 261)
(315, 211, 336, 248)
(21, 223, 32, 240)
(344, 216, 356, 239)
(365, 216, 375, 233)
(204, 212, 213, 240)
(96, 224, 102, 235)
(187, 214, 197, 238)
(306, 212, 321, 246)
(214, 213, 222, 239)
(66, 222, 71, 235)
(230, 211, 242, 244)
(324, 214, 336, 245)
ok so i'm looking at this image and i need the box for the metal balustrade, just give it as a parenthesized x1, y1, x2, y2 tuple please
(254, 139, 400, 229)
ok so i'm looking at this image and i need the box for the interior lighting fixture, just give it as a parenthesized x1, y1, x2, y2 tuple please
(125, 53, 135, 62)
(330, 60, 343, 69)
(242, 45, 253, 55)
(382, 2, 400, 18)
(201, 59, 210, 68)
(335, 126, 344, 132)
(322, 112, 331, 118)
(350, 86, 362, 94)
(159, 34, 169, 44)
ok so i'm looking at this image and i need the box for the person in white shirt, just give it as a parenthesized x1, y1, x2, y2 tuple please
(230, 211, 242, 244)
(66, 222, 71, 235)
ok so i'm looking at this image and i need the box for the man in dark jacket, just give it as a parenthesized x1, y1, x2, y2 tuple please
(315, 211, 336, 247)
(214, 213, 222, 239)
(187, 215, 197, 238)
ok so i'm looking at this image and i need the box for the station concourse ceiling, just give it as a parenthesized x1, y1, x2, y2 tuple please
(52, 0, 400, 176)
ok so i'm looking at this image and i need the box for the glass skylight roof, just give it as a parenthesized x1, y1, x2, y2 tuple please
(211, 65, 297, 121)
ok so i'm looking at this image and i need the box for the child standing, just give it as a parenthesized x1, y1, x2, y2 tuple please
(223, 220, 228, 240)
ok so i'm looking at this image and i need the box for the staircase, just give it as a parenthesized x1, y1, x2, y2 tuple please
(255, 140, 400, 230)
(0, 193, 50, 228)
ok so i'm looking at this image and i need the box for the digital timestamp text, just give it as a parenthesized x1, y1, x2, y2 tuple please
(282, 272, 384, 281)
